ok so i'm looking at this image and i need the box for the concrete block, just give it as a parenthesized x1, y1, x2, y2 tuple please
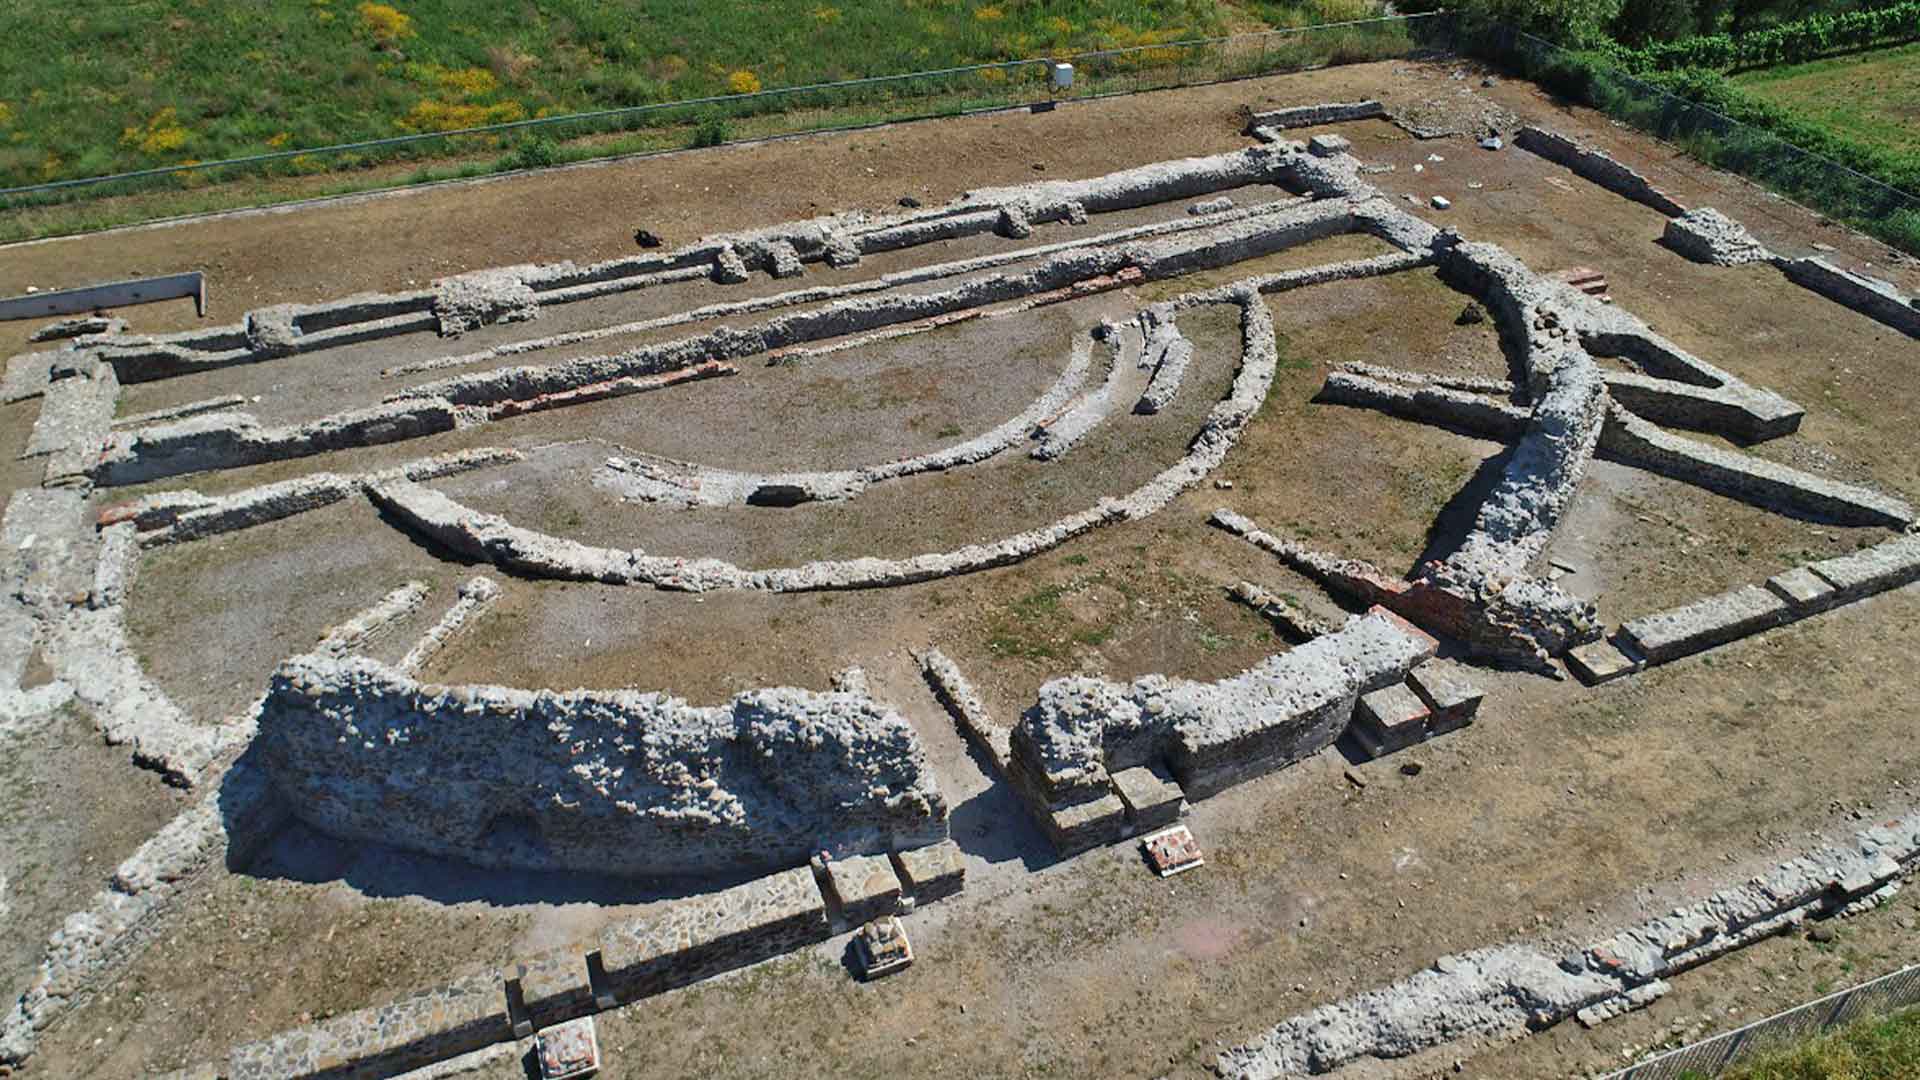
(823, 853, 903, 925)
(1047, 792, 1128, 855)
(512, 948, 596, 1028)
(1405, 660, 1483, 733)
(1566, 638, 1641, 685)
(1308, 134, 1352, 157)
(1807, 533, 1920, 601)
(1765, 565, 1838, 613)
(1349, 683, 1430, 758)
(1110, 764, 1186, 831)
(889, 840, 966, 905)
(1618, 584, 1789, 664)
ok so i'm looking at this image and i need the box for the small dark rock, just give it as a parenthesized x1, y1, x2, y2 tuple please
(898, 196, 922, 209)
(1399, 760, 1424, 777)
(1807, 923, 1837, 943)
(1032, 162, 1046, 171)
(633, 229, 663, 249)
(1456, 301, 1486, 325)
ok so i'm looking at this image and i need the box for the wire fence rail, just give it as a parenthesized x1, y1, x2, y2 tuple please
(1602, 964, 1920, 1080)
(0, 13, 1450, 207)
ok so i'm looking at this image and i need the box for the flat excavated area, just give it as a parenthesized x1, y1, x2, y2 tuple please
(2, 56, 1919, 1080)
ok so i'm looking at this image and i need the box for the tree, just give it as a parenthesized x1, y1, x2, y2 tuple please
(1456, 0, 1628, 46)
(1612, 0, 1705, 42)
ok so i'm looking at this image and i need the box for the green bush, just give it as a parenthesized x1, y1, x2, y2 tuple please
(1604, 0, 1920, 70)
(497, 136, 559, 172)
(690, 117, 732, 149)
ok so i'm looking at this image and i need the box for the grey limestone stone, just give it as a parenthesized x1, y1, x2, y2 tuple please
(1807, 532, 1920, 600)
(1663, 208, 1770, 266)
(434, 266, 542, 336)
(1308, 133, 1352, 157)
(1515, 126, 1686, 217)
(1011, 608, 1437, 807)
(1350, 683, 1430, 758)
(822, 853, 903, 925)
(1766, 565, 1838, 612)
(1109, 763, 1186, 831)
(1782, 256, 1920, 338)
(1246, 100, 1385, 132)
(889, 840, 966, 904)
(1406, 660, 1482, 733)
(1619, 584, 1789, 664)
(255, 654, 949, 878)
(595, 865, 828, 1001)
(1565, 638, 1641, 685)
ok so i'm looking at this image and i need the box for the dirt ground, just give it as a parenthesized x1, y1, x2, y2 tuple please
(6, 56, 1920, 1080)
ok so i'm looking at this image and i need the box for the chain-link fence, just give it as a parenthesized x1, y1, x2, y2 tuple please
(0, 13, 1454, 238)
(1603, 964, 1920, 1080)
(1463, 23, 1920, 255)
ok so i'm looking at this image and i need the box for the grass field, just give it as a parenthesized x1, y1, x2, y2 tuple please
(1732, 40, 1920, 159)
(1712, 1003, 1920, 1079)
(0, 0, 1379, 191)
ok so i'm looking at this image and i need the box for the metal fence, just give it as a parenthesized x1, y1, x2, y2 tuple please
(0, 13, 1453, 211)
(1465, 23, 1920, 255)
(1604, 964, 1920, 1079)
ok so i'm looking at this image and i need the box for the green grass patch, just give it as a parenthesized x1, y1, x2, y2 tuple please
(1733, 40, 1920, 158)
(1705, 1002, 1920, 1080)
(0, 3, 1445, 240)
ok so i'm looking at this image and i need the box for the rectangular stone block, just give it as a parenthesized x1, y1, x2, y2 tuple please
(1807, 533, 1920, 601)
(889, 840, 966, 905)
(1110, 764, 1186, 831)
(1406, 660, 1483, 734)
(1349, 683, 1430, 758)
(596, 866, 828, 1002)
(1566, 638, 1642, 685)
(1766, 565, 1838, 613)
(1618, 584, 1789, 664)
(511, 948, 596, 1028)
(1307, 133, 1352, 157)
(823, 853, 903, 925)
(1047, 792, 1128, 856)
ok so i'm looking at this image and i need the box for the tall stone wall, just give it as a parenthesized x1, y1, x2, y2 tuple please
(255, 656, 949, 877)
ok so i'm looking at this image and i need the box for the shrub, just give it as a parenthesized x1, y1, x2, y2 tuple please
(120, 108, 189, 156)
(357, 2, 415, 46)
(691, 117, 732, 147)
(726, 69, 762, 95)
(498, 136, 559, 172)
(1606, 1, 1920, 72)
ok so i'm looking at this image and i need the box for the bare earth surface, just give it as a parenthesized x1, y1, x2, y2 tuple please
(4, 56, 1920, 1080)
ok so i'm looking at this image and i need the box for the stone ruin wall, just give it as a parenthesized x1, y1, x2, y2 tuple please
(1009, 608, 1438, 808)
(255, 655, 950, 877)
